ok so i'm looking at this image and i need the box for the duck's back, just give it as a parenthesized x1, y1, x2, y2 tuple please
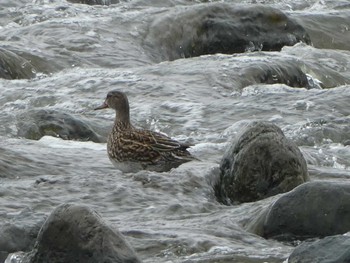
(107, 126, 195, 172)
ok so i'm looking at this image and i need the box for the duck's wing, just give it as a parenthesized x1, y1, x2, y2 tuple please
(128, 129, 190, 152)
(111, 129, 196, 164)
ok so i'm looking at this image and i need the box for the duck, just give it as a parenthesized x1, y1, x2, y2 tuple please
(94, 90, 196, 172)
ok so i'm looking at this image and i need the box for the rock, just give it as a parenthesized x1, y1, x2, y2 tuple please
(0, 251, 8, 263)
(22, 203, 141, 263)
(0, 224, 39, 257)
(241, 58, 309, 88)
(0, 48, 36, 79)
(0, 210, 44, 262)
(144, 3, 311, 61)
(246, 181, 350, 241)
(215, 121, 309, 204)
(288, 235, 350, 263)
(17, 109, 103, 142)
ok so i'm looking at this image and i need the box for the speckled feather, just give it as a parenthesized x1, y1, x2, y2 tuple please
(107, 124, 193, 163)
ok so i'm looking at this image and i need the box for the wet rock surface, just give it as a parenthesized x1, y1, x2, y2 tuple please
(247, 181, 350, 241)
(0, 210, 44, 263)
(145, 3, 311, 61)
(288, 235, 350, 263)
(20, 203, 141, 263)
(240, 57, 310, 88)
(17, 109, 103, 142)
(215, 121, 309, 204)
(0, 48, 36, 79)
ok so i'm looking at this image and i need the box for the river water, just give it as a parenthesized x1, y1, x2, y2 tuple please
(0, 0, 350, 262)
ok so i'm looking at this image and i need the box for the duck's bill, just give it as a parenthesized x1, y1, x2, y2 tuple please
(94, 102, 109, 110)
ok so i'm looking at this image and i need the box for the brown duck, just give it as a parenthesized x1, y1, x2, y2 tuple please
(94, 90, 196, 172)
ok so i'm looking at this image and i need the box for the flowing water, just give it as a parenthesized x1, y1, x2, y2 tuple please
(0, 0, 350, 262)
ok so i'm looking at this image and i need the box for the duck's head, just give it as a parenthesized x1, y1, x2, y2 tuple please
(94, 90, 129, 112)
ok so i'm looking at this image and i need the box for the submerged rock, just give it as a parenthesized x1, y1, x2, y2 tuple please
(246, 181, 350, 241)
(0, 48, 36, 79)
(145, 3, 311, 61)
(0, 224, 38, 258)
(241, 58, 309, 88)
(215, 121, 308, 204)
(17, 109, 103, 142)
(288, 235, 350, 263)
(21, 203, 141, 263)
(0, 147, 64, 178)
(0, 208, 45, 263)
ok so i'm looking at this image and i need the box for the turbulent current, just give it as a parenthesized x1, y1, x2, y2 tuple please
(0, 0, 350, 262)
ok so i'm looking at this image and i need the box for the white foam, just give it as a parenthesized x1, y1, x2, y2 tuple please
(38, 136, 106, 151)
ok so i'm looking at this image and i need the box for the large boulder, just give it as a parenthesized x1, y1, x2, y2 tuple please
(144, 3, 311, 61)
(215, 121, 309, 204)
(17, 109, 103, 142)
(246, 181, 350, 240)
(288, 235, 350, 263)
(21, 203, 141, 263)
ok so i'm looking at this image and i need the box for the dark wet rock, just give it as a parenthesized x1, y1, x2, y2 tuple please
(215, 121, 309, 204)
(246, 181, 350, 241)
(0, 224, 38, 256)
(241, 57, 309, 88)
(21, 203, 141, 263)
(17, 109, 103, 142)
(11, 48, 62, 76)
(0, 251, 8, 263)
(288, 235, 350, 263)
(0, 210, 44, 263)
(144, 3, 311, 61)
(0, 47, 36, 79)
(67, 0, 119, 5)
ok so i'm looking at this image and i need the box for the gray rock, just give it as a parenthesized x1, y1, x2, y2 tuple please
(17, 109, 103, 142)
(288, 235, 350, 263)
(0, 224, 40, 256)
(0, 251, 9, 263)
(215, 121, 308, 204)
(241, 59, 309, 88)
(0, 209, 44, 262)
(247, 181, 350, 241)
(23, 203, 141, 263)
(0, 48, 36, 79)
(145, 3, 311, 62)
